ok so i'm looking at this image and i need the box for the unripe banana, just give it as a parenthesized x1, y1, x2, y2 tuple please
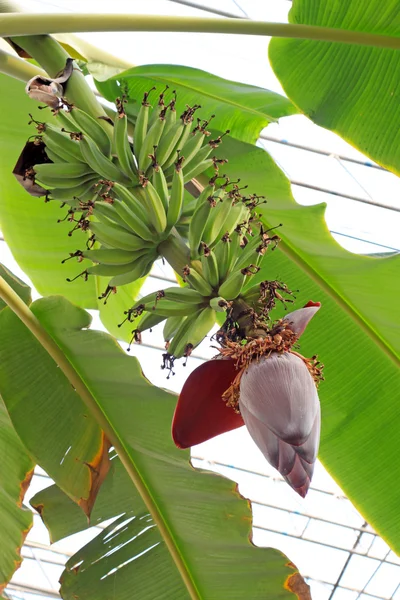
(58, 108, 112, 157)
(182, 265, 213, 296)
(47, 178, 98, 204)
(164, 313, 197, 358)
(44, 147, 67, 163)
(133, 89, 153, 159)
(200, 248, 219, 289)
(136, 311, 165, 333)
(112, 182, 149, 225)
(89, 221, 150, 252)
(34, 171, 96, 190)
(180, 129, 207, 166)
(112, 198, 155, 241)
(142, 299, 203, 318)
(113, 107, 139, 181)
(138, 113, 166, 173)
(42, 124, 85, 163)
(234, 233, 263, 270)
(218, 269, 246, 300)
(183, 158, 214, 184)
(34, 162, 94, 180)
(202, 195, 234, 248)
(163, 315, 185, 342)
(143, 180, 167, 233)
(93, 201, 133, 231)
(166, 163, 184, 230)
(213, 238, 231, 283)
(86, 255, 148, 277)
(213, 203, 246, 242)
(108, 253, 157, 287)
(156, 120, 185, 167)
(210, 296, 229, 312)
(82, 247, 143, 265)
(188, 197, 215, 258)
(152, 166, 169, 213)
(133, 286, 204, 309)
(80, 136, 130, 185)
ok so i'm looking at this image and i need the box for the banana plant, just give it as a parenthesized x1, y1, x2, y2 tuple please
(0, 2, 399, 598)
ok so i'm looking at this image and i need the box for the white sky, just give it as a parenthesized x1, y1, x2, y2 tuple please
(2, 1, 400, 599)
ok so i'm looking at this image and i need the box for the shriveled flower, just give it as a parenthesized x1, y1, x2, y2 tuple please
(25, 58, 73, 109)
(172, 302, 322, 497)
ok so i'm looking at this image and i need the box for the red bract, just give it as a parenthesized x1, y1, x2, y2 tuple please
(172, 302, 322, 497)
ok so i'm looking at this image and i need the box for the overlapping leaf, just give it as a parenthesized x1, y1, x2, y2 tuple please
(0, 265, 34, 590)
(8, 294, 302, 599)
(95, 63, 297, 144)
(213, 137, 400, 552)
(269, 0, 400, 174)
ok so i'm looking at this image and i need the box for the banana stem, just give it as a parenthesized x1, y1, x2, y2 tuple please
(0, 274, 201, 600)
(0, 47, 46, 81)
(11, 34, 109, 121)
(158, 229, 191, 274)
(1, 14, 400, 50)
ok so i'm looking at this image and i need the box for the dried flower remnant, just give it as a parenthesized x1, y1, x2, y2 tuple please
(25, 58, 73, 109)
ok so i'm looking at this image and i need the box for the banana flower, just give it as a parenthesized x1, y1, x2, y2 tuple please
(172, 302, 322, 497)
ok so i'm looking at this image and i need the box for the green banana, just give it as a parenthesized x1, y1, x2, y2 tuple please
(202, 194, 233, 247)
(162, 105, 200, 171)
(167, 307, 216, 358)
(133, 286, 204, 309)
(200, 248, 219, 289)
(184, 158, 214, 184)
(213, 237, 231, 283)
(79, 136, 130, 184)
(218, 269, 246, 300)
(213, 203, 246, 242)
(86, 256, 148, 277)
(34, 170, 96, 190)
(234, 233, 263, 270)
(166, 164, 184, 230)
(188, 197, 215, 258)
(152, 166, 169, 212)
(112, 198, 155, 241)
(138, 113, 166, 173)
(180, 129, 207, 166)
(164, 97, 177, 133)
(93, 201, 133, 231)
(210, 296, 229, 312)
(44, 147, 67, 163)
(47, 178, 98, 203)
(89, 221, 150, 251)
(42, 124, 85, 163)
(133, 89, 154, 160)
(113, 108, 139, 181)
(182, 265, 213, 296)
(136, 311, 166, 333)
(156, 119, 185, 167)
(143, 180, 167, 233)
(82, 247, 143, 265)
(163, 315, 185, 342)
(142, 299, 203, 318)
(108, 253, 157, 287)
(112, 182, 150, 224)
(34, 162, 94, 179)
(57, 108, 112, 157)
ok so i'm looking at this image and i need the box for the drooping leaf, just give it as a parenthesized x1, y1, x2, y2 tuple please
(11, 294, 303, 599)
(95, 64, 298, 144)
(269, 0, 400, 174)
(0, 398, 33, 593)
(0, 263, 31, 310)
(0, 303, 109, 516)
(214, 136, 400, 552)
(0, 266, 34, 590)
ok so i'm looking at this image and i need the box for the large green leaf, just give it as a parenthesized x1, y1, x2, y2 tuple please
(213, 136, 400, 552)
(0, 303, 108, 516)
(3, 294, 303, 599)
(0, 265, 34, 590)
(269, 0, 400, 174)
(95, 64, 297, 144)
